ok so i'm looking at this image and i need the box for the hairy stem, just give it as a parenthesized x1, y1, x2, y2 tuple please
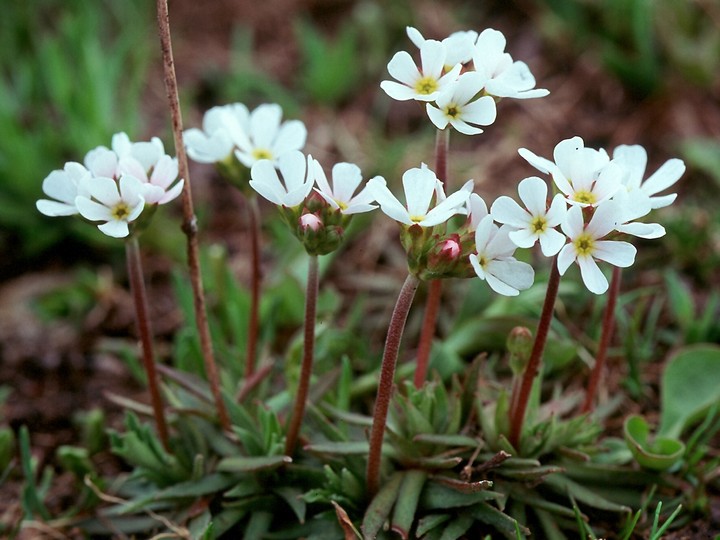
(367, 274, 420, 497)
(156, 0, 230, 431)
(245, 195, 262, 379)
(414, 129, 450, 388)
(581, 266, 622, 413)
(284, 255, 319, 456)
(126, 238, 169, 449)
(509, 258, 560, 450)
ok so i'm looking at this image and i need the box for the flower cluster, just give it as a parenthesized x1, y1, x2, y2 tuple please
(381, 27, 548, 134)
(37, 132, 183, 238)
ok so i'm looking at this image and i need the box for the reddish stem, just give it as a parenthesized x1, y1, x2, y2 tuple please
(581, 266, 622, 413)
(414, 129, 450, 387)
(508, 258, 560, 450)
(126, 238, 169, 450)
(245, 195, 262, 379)
(156, 0, 230, 431)
(284, 255, 319, 456)
(367, 273, 420, 497)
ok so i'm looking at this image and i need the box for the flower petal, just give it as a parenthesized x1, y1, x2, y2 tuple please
(518, 176, 548, 217)
(538, 227, 566, 256)
(491, 196, 530, 228)
(642, 158, 685, 197)
(593, 240, 636, 267)
(272, 119, 307, 156)
(250, 104, 282, 149)
(75, 197, 113, 222)
(98, 220, 130, 238)
(577, 256, 608, 294)
(387, 50, 420, 86)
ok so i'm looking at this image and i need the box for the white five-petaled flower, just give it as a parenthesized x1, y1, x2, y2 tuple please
(185, 103, 307, 168)
(612, 144, 685, 210)
(380, 40, 462, 102)
(469, 215, 535, 296)
(557, 203, 637, 295)
(519, 136, 622, 207)
(249, 151, 314, 208)
(75, 175, 145, 238)
(36, 162, 91, 217)
(312, 160, 377, 215)
(472, 29, 549, 100)
(426, 72, 497, 135)
(367, 165, 472, 227)
(405, 26, 478, 67)
(490, 176, 567, 256)
(466, 193, 489, 230)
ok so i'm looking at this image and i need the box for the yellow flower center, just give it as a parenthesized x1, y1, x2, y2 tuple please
(477, 255, 488, 268)
(252, 148, 273, 160)
(111, 202, 130, 220)
(414, 76, 439, 95)
(573, 233, 595, 256)
(530, 216, 547, 233)
(573, 190, 597, 204)
(444, 104, 460, 119)
(409, 215, 426, 223)
(336, 200, 348, 211)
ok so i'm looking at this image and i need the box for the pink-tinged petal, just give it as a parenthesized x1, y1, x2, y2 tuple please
(649, 193, 677, 209)
(250, 104, 282, 148)
(406, 26, 425, 48)
(560, 205, 585, 238)
(130, 141, 162, 171)
(616, 222, 665, 239)
(380, 80, 419, 101)
(367, 176, 412, 224)
(150, 155, 178, 189)
(312, 159, 332, 196)
(613, 144, 647, 189)
(454, 72, 488, 105)
(577, 256, 608, 294)
(36, 200, 77, 216)
(272, 120, 307, 156)
(420, 40, 446, 79)
(403, 167, 437, 217)
(586, 201, 620, 239)
(642, 159, 685, 197)
(88, 177, 121, 206)
(557, 244, 576, 275)
(158, 179, 184, 204)
(118, 157, 148, 182)
(42, 170, 77, 204)
(487, 259, 534, 294)
(538, 227, 566, 256)
(332, 162, 363, 202)
(545, 194, 567, 226)
(461, 95, 497, 126)
(518, 176, 548, 217)
(98, 220, 130, 238)
(140, 184, 165, 204)
(450, 118, 484, 135)
(593, 240, 636, 267)
(387, 51, 420, 86)
(426, 104, 450, 130)
(491, 196, 530, 228)
(509, 228, 538, 248)
(75, 197, 113, 222)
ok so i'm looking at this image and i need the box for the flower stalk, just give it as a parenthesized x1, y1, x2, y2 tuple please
(415, 128, 450, 387)
(581, 266, 622, 413)
(245, 194, 262, 379)
(285, 255, 319, 456)
(367, 273, 420, 496)
(125, 237, 169, 450)
(508, 258, 560, 450)
(156, 0, 230, 431)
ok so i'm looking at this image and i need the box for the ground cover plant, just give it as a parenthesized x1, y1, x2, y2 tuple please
(2, 0, 720, 538)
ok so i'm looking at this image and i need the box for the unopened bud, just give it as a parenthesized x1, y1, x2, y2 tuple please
(438, 235, 461, 260)
(507, 326, 533, 375)
(299, 213, 323, 232)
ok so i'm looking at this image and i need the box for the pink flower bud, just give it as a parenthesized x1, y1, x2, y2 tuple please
(439, 235, 461, 260)
(299, 213, 323, 232)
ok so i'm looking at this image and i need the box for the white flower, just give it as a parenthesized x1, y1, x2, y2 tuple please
(249, 151, 314, 207)
(185, 103, 307, 168)
(426, 72, 497, 135)
(75, 175, 145, 238)
(612, 189, 665, 239)
(490, 176, 567, 256)
(406, 26, 478, 67)
(612, 144, 685, 209)
(312, 160, 377, 215)
(557, 203, 636, 294)
(466, 193, 489, 230)
(367, 165, 471, 227)
(380, 40, 462, 102)
(519, 136, 622, 207)
(36, 162, 91, 217)
(469, 215, 535, 296)
(472, 29, 549, 100)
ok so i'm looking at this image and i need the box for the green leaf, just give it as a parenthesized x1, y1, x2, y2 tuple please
(304, 441, 370, 455)
(391, 470, 427, 539)
(544, 474, 631, 513)
(275, 487, 306, 524)
(659, 344, 720, 438)
(470, 502, 530, 539)
(361, 472, 404, 539)
(217, 455, 291, 473)
(624, 415, 685, 471)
